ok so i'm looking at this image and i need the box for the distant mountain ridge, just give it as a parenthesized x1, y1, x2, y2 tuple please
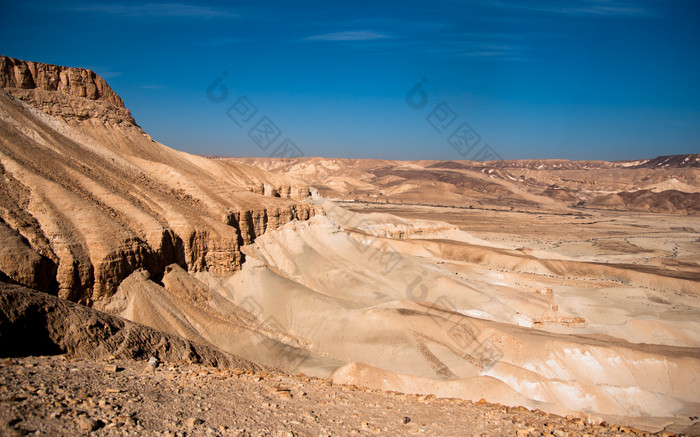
(233, 155, 700, 214)
(426, 154, 700, 170)
(618, 154, 700, 168)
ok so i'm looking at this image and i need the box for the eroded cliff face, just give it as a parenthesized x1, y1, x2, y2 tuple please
(0, 55, 134, 124)
(0, 56, 124, 106)
(225, 205, 314, 246)
(0, 56, 315, 304)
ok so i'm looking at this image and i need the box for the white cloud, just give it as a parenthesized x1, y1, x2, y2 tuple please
(305, 31, 392, 41)
(490, 0, 655, 18)
(71, 3, 238, 19)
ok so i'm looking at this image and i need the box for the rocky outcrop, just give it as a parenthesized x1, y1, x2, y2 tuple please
(0, 282, 261, 369)
(0, 219, 57, 293)
(0, 55, 135, 125)
(0, 203, 312, 304)
(226, 204, 314, 246)
(7, 88, 136, 125)
(183, 204, 315, 276)
(0, 55, 125, 106)
(0, 162, 59, 293)
(243, 182, 311, 199)
(533, 313, 587, 328)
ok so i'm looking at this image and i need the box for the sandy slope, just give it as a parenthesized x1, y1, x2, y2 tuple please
(2, 284, 698, 435)
(102, 201, 700, 431)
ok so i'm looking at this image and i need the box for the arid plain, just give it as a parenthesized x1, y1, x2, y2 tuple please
(1, 55, 699, 436)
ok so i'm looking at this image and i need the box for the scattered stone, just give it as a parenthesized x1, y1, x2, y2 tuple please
(302, 412, 317, 423)
(186, 417, 203, 428)
(0, 354, 677, 436)
(77, 417, 97, 432)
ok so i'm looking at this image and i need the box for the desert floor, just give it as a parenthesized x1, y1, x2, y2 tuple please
(1, 355, 686, 437)
(341, 203, 700, 259)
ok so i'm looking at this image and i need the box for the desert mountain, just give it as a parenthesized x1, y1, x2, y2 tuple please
(0, 55, 313, 304)
(1, 56, 699, 433)
(232, 155, 700, 214)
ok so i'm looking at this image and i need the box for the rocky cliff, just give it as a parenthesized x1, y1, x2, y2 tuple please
(0, 56, 124, 106)
(0, 56, 314, 304)
(0, 55, 134, 124)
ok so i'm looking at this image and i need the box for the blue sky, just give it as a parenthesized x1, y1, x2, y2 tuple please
(1, 0, 699, 160)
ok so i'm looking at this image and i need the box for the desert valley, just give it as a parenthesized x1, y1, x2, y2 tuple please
(1, 55, 699, 436)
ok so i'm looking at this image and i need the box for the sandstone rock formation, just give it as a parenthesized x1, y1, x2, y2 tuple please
(0, 56, 124, 105)
(0, 56, 313, 304)
(0, 55, 134, 125)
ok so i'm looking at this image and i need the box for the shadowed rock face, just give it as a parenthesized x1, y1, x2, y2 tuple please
(0, 56, 314, 304)
(0, 282, 260, 370)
